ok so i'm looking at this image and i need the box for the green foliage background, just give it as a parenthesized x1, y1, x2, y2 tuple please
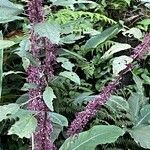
(0, 0, 150, 149)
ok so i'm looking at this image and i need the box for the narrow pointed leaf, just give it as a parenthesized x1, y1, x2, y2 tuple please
(59, 71, 80, 85)
(84, 24, 122, 50)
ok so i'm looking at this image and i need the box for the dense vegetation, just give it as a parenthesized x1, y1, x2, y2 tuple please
(0, 0, 150, 149)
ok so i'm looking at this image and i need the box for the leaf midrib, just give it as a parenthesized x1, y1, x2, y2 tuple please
(71, 131, 118, 150)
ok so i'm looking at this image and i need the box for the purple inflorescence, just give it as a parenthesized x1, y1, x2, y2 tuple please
(27, 65, 46, 86)
(43, 38, 56, 80)
(67, 33, 150, 136)
(67, 81, 117, 136)
(27, 0, 44, 23)
(27, 0, 56, 150)
(34, 113, 56, 150)
(131, 33, 150, 59)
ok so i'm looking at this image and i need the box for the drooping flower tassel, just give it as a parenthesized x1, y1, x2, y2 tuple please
(67, 33, 150, 136)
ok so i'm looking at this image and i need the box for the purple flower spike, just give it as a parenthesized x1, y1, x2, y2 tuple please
(26, 0, 57, 149)
(27, 0, 44, 24)
(67, 81, 117, 136)
(34, 111, 56, 150)
(131, 33, 150, 59)
(67, 33, 150, 136)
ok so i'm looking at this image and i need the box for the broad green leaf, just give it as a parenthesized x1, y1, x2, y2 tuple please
(43, 86, 56, 111)
(129, 125, 150, 149)
(0, 104, 20, 122)
(57, 57, 75, 71)
(60, 125, 124, 150)
(51, 123, 63, 142)
(112, 55, 133, 76)
(101, 43, 131, 59)
(59, 71, 81, 85)
(106, 95, 129, 112)
(0, 40, 15, 49)
(34, 22, 60, 44)
(84, 24, 122, 50)
(136, 105, 150, 127)
(0, 0, 23, 21)
(133, 74, 143, 94)
(49, 112, 68, 127)
(0, 16, 23, 23)
(122, 28, 143, 40)
(128, 93, 141, 122)
(8, 113, 37, 138)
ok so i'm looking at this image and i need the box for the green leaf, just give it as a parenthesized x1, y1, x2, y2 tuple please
(21, 83, 37, 91)
(51, 123, 63, 142)
(60, 125, 124, 150)
(0, 16, 23, 24)
(48, 112, 68, 142)
(60, 34, 84, 44)
(0, 0, 23, 22)
(16, 39, 30, 57)
(16, 38, 38, 70)
(50, 0, 97, 6)
(133, 74, 143, 94)
(136, 105, 150, 127)
(22, 57, 30, 71)
(16, 93, 28, 105)
(141, 73, 150, 85)
(123, 0, 131, 5)
(73, 92, 94, 105)
(141, 0, 150, 8)
(59, 71, 81, 85)
(84, 24, 122, 50)
(0, 40, 15, 49)
(112, 55, 133, 76)
(0, 104, 20, 122)
(122, 28, 143, 40)
(8, 113, 37, 138)
(57, 57, 75, 71)
(49, 112, 68, 127)
(34, 22, 60, 44)
(43, 86, 56, 111)
(106, 95, 129, 112)
(101, 43, 131, 60)
(60, 49, 86, 61)
(138, 19, 150, 26)
(129, 125, 150, 149)
(128, 93, 143, 123)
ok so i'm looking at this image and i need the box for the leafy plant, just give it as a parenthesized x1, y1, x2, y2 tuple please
(0, 0, 150, 150)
